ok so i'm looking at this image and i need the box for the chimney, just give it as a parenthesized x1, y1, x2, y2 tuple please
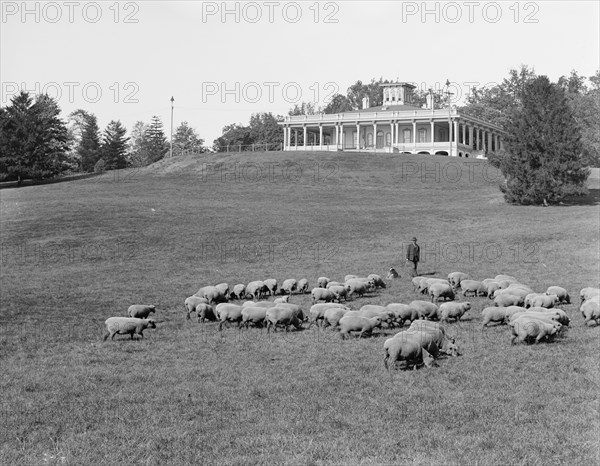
(362, 96, 370, 109)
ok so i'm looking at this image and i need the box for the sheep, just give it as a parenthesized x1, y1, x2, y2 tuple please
(386, 267, 400, 280)
(308, 303, 349, 328)
(485, 281, 502, 298)
(501, 284, 533, 297)
(215, 283, 229, 297)
(580, 287, 600, 303)
(509, 316, 561, 344)
(103, 317, 156, 341)
(216, 304, 243, 331)
(367, 274, 387, 289)
(581, 295, 600, 326)
(386, 303, 418, 326)
(428, 283, 455, 302)
(195, 285, 227, 304)
(439, 302, 471, 323)
(297, 278, 309, 294)
(530, 294, 559, 309)
(510, 308, 569, 326)
(241, 306, 268, 328)
(264, 278, 278, 296)
(274, 296, 289, 304)
(545, 286, 570, 304)
(409, 300, 440, 321)
(246, 281, 268, 300)
(504, 305, 529, 319)
(326, 281, 343, 288)
(327, 285, 348, 302)
(344, 274, 359, 282)
(408, 320, 459, 356)
(419, 278, 450, 295)
(127, 304, 156, 320)
(412, 276, 427, 292)
(460, 280, 487, 297)
(265, 307, 303, 333)
(184, 296, 209, 320)
(383, 331, 438, 371)
(311, 287, 340, 304)
(494, 293, 524, 307)
(345, 279, 375, 299)
(280, 279, 297, 295)
(448, 272, 469, 289)
(481, 307, 509, 327)
(317, 277, 330, 288)
(524, 292, 546, 308)
(339, 315, 382, 339)
(195, 303, 216, 323)
(347, 307, 394, 326)
(322, 308, 350, 329)
(494, 274, 518, 283)
(230, 284, 246, 300)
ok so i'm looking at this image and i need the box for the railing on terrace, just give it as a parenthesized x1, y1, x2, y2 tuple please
(281, 108, 459, 123)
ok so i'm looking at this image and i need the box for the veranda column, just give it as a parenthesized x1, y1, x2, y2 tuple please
(390, 122, 395, 153)
(487, 131, 492, 153)
(475, 128, 479, 150)
(462, 123, 466, 146)
(294, 129, 298, 148)
(356, 123, 360, 149)
(373, 123, 377, 150)
(412, 120, 417, 152)
(319, 125, 323, 150)
(303, 126, 307, 150)
(395, 122, 399, 144)
(454, 120, 459, 157)
(430, 120, 435, 145)
(481, 130, 486, 152)
(469, 125, 473, 149)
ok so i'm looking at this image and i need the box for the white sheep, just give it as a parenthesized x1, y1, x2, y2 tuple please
(317, 277, 330, 288)
(215, 283, 229, 297)
(460, 280, 487, 297)
(447, 272, 469, 289)
(344, 279, 375, 299)
(580, 287, 600, 304)
(127, 304, 156, 319)
(494, 293, 524, 307)
(195, 303, 216, 323)
(280, 279, 297, 295)
(409, 301, 440, 320)
(581, 295, 600, 326)
(265, 307, 303, 332)
(264, 278, 278, 296)
(367, 274, 386, 289)
(439, 302, 471, 323)
(246, 281, 268, 300)
(184, 296, 209, 320)
(428, 283, 455, 302)
(103, 317, 156, 341)
(386, 303, 418, 326)
(311, 287, 340, 304)
(530, 294, 559, 309)
(195, 285, 226, 304)
(230, 284, 246, 300)
(322, 308, 350, 328)
(241, 306, 268, 328)
(339, 315, 382, 339)
(297, 278, 309, 294)
(308, 303, 349, 328)
(327, 285, 348, 301)
(274, 295, 289, 304)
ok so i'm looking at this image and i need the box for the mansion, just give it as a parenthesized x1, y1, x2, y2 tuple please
(279, 82, 504, 158)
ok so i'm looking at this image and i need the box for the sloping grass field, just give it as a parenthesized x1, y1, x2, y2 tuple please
(1, 151, 599, 465)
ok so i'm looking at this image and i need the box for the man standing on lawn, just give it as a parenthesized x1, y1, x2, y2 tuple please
(406, 237, 420, 277)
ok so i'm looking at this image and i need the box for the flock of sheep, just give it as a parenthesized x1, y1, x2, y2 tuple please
(102, 269, 600, 370)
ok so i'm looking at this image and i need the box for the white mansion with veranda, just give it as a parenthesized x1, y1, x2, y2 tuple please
(279, 82, 504, 158)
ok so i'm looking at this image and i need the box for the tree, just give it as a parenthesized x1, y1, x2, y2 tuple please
(499, 76, 590, 205)
(127, 121, 149, 167)
(65, 109, 93, 171)
(172, 121, 205, 156)
(288, 101, 319, 116)
(323, 94, 354, 114)
(78, 113, 101, 172)
(347, 78, 389, 109)
(248, 112, 283, 146)
(100, 120, 129, 169)
(144, 116, 169, 164)
(0, 91, 69, 182)
(212, 123, 252, 152)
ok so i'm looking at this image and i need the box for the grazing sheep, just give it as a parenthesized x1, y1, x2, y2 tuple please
(345, 279, 375, 299)
(195, 303, 216, 323)
(216, 304, 243, 331)
(215, 283, 229, 297)
(184, 296, 209, 320)
(344, 274, 359, 282)
(530, 294, 559, 309)
(408, 320, 459, 356)
(481, 307, 509, 327)
(317, 277, 330, 288)
(580, 287, 600, 303)
(127, 304, 156, 319)
(339, 315, 382, 339)
(439, 302, 471, 323)
(367, 274, 387, 289)
(264, 278, 278, 296)
(326, 281, 343, 289)
(327, 285, 348, 301)
(265, 307, 303, 332)
(103, 317, 156, 341)
(297, 278, 309, 294)
(494, 293, 524, 307)
(485, 281, 502, 298)
(311, 287, 340, 304)
(502, 284, 534, 297)
(409, 300, 440, 320)
(195, 285, 226, 304)
(280, 279, 297, 295)
(428, 283, 455, 302)
(546, 286, 570, 304)
(308, 303, 349, 328)
(322, 308, 350, 329)
(383, 331, 438, 371)
(386, 303, 418, 326)
(241, 306, 268, 328)
(386, 267, 400, 280)
(412, 276, 427, 292)
(230, 284, 246, 300)
(274, 296, 289, 304)
(581, 295, 600, 326)
(524, 292, 546, 308)
(510, 308, 570, 326)
(346, 307, 394, 326)
(448, 272, 469, 289)
(504, 306, 529, 319)
(246, 281, 268, 300)
(494, 274, 518, 283)
(460, 280, 487, 297)
(509, 316, 561, 344)
(419, 278, 450, 295)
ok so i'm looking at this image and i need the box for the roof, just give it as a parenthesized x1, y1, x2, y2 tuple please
(343, 104, 423, 114)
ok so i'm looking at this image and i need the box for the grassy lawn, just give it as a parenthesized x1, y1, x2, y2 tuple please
(1, 151, 599, 465)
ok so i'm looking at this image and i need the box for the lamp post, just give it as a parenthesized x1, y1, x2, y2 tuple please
(444, 80, 454, 157)
(170, 96, 174, 158)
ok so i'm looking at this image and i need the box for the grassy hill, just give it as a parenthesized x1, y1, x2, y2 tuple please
(1, 151, 599, 464)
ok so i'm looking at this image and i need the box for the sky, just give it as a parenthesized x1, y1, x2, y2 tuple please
(1, 0, 599, 146)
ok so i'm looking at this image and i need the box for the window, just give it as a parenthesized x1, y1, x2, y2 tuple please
(418, 128, 427, 143)
(439, 129, 447, 141)
(385, 132, 391, 146)
(403, 129, 411, 143)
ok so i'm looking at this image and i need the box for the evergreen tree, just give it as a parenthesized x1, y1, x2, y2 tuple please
(212, 123, 252, 152)
(172, 121, 205, 155)
(100, 120, 129, 169)
(79, 114, 101, 172)
(248, 113, 282, 146)
(127, 121, 149, 167)
(499, 76, 590, 205)
(144, 116, 169, 163)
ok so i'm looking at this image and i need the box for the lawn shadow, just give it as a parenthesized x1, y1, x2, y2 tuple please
(558, 188, 600, 206)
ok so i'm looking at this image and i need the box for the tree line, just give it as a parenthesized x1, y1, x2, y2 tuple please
(0, 91, 205, 184)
